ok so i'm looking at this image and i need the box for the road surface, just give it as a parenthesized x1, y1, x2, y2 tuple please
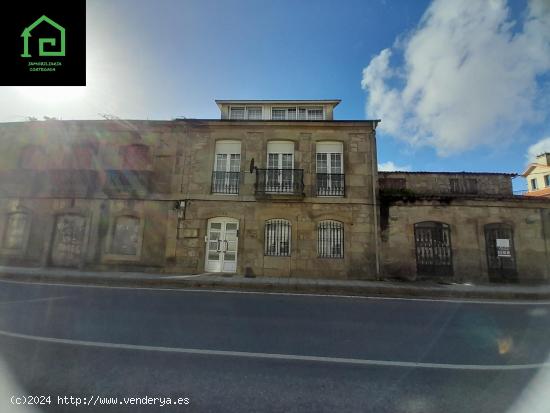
(0, 279, 549, 412)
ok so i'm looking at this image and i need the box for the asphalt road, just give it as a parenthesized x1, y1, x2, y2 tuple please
(0, 280, 549, 412)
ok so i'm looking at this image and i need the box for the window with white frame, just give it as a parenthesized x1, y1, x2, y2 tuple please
(2, 212, 29, 251)
(545, 175, 550, 187)
(270, 107, 324, 120)
(531, 178, 538, 190)
(229, 107, 245, 120)
(212, 141, 241, 194)
(307, 107, 324, 120)
(317, 220, 344, 258)
(247, 107, 262, 120)
(316, 142, 344, 196)
(264, 219, 291, 256)
(230, 106, 263, 120)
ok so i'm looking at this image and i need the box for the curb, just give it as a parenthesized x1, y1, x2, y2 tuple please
(1, 271, 550, 301)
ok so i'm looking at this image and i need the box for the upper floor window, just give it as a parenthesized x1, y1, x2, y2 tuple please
(62, 142, 98, 169)
(544, 175, 550, 187)
(316, 142, 344, 196)
(531, 178, 538, 190)
(247, 107, 262, 120)
(450, 178, 478, 194)
(264, 219, 291, 256)
(229, 107, 262, 120)
(121, 144, 150, 170)
(212, 141, 241, 194)
(2, 212, 29, 251)
(230, 107, 245, 120)
(271, 107, 324, 120)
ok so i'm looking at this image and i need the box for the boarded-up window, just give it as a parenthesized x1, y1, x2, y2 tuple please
(379, 178, 406, 190)
(121, 144, 150, 170)
(2, 212, 29, 250)
(111, 216, 140, 255)
(450, 178, 478, 194)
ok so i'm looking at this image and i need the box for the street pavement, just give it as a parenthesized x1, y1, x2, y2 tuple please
(0, 279, 549, 412)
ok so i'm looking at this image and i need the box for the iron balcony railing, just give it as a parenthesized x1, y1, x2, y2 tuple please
(316, 173, 345, 197)
(211, 171, 240, 194)
(104, 170, 152, 195)
(255, 168, 304, 196)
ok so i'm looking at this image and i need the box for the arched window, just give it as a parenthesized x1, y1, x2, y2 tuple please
(111, 216, 141, 255)
(317, 220, 344, 258)
(414, 221, 453, 276)
(264, 219, 291, 256)
(121, 144, 150, 170)
(2, 212, 29, 251)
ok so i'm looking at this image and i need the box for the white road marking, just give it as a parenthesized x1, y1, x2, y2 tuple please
(0, 328, 547, 371)
(0, 296, 71, 305)
(0, 278, 548, 306)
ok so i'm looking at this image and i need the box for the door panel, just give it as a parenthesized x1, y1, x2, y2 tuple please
(205, 218, 239, 273)
(51, 215, 86, 267)
(485, 224, 517, 282)
(414, 222, 453, 276)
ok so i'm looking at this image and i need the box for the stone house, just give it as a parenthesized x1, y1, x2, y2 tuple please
(379, 172, 550, 282)
(521, 153, 550, 198)
(0, 99, 548, 282)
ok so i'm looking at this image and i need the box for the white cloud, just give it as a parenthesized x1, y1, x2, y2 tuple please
(378, 161, 412, 172)
(362, 0, 550, 156)
(527, 137, 550, 161)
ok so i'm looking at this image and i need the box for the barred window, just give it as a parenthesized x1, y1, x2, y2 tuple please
(2, 212, 29, 250)
(264, 219, 291, 256)
(111, 216, 140, 255)
(318, 220, 344, 258)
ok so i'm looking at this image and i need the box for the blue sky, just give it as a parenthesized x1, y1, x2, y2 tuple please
(2, 0, 549, 191)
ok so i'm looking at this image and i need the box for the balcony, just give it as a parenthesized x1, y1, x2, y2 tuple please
(316, 173, 345, 197)
(45, 170, 100, 197)
(104, 170, 152, 196)
(211, 171, 240, 194)
(255, 169, 304, 198)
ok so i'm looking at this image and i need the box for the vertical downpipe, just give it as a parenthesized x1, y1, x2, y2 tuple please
(370, 122, 381, 278)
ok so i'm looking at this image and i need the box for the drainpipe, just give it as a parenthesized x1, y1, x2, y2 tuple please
(371, 121, 381, 279)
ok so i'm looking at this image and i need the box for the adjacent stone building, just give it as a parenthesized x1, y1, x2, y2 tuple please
(0, 99, 549, 282)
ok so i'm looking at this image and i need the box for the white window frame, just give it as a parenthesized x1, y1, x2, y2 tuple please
(270, 106, 325, 120)
(531, 178, 538, 190)
(229, 106, 263, 120)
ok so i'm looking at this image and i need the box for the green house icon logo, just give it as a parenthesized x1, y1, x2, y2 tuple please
(21, 15, 65, 58)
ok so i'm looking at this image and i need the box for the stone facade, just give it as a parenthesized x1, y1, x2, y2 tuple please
(0, 113, 549, 283)
(380, 172, 550, 282)
(0, 118, 380, 279)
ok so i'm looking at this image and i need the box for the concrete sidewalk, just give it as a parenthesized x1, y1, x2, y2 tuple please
(1, 265, 550, 301)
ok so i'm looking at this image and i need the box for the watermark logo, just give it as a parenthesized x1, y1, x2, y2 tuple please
(21, 15, 66, 58)
(0, 0, 85, 86)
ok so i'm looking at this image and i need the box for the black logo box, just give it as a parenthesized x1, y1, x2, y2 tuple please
(0, 0, 86, 86)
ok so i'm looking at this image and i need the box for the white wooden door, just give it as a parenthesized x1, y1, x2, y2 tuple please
(205, 218, 239, 272)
